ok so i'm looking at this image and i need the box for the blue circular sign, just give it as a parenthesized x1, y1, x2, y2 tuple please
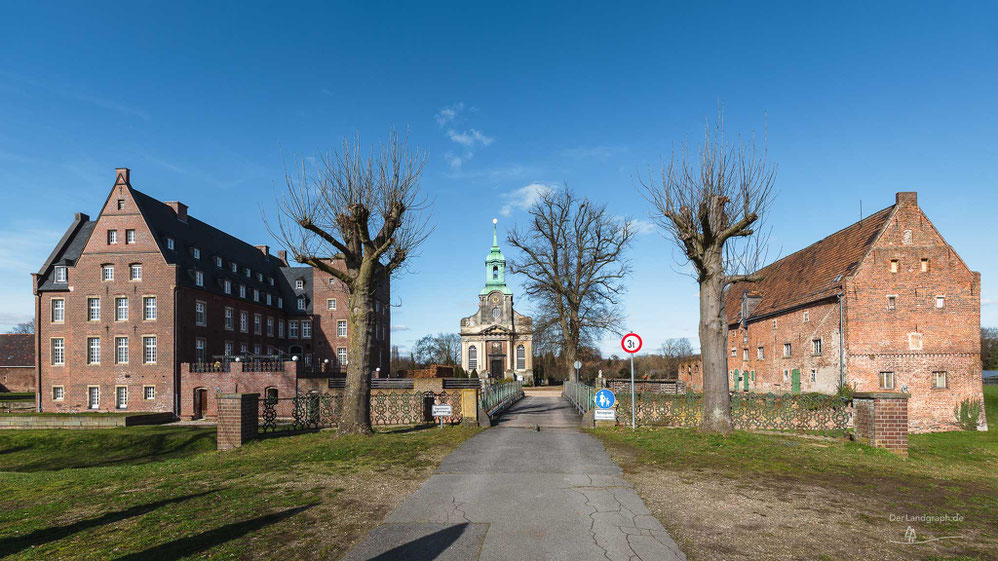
(594, 389, 616, 409)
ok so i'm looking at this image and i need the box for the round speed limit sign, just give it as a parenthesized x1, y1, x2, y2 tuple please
(621, 333, 642, 354)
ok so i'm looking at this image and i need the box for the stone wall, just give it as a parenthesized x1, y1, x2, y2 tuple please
(0, 412, 174, 429)
(216, 393, 259, 451)
(853, 392, 909, 455)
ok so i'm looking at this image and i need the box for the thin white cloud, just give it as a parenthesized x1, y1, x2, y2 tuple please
(983, 298, 996, 307)
(627, 218, 657, 235)
(435, 102, 493, 169)
(561, 145, 627, 161)
(435, 102, 464, 126)
(391, 324, 411, 332)
(445, 152, 472, 170)
(500, 183, 555, 216)
(446, 128, 494, 147)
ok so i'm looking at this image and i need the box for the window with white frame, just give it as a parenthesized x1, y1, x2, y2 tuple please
(116, 199, 125, 210)
(88, 386, 100, 409)
(116, 297, 128, 321)
(143, 336, 157, 364)
(303, 353, 312, 366)
(52, 298, 65, 322)
(54, 266, 67, 282)
(195, 270, 204, 287)
(88, 297, 101, 321)
(254, 344, 262, 355)
(253, 289, 259, 302)
(51, 338, 65, 365)
(266, 317, 273, 336)
(812, 338, 822, 355)
(240, 311, 248, 333)
(143, 296, 157, 320)
(107, 229, 117, 244)
(337, 347, 347, 365)
(278, 320, 285, 338)
(230, 262, 237, 273)
(87, 337, 100, 364)
(193, 247, 201, 260)
(244, 267, 251, 278)
(935, 295, 945, 309)
(240, 343, 248, 354)
(195, 338, 206, 361)
(890, 259, 898, 273)
(224, 341, 233, 356)
(783, 343, 792, 358)
(296, 279, 304, 290)
(239, 284, 246, 298)
(130, 264, 142, 281)
(116, 386, 128, 409)
(195, 301, 206, 326)
(266, 293, 272, 306)
(730, 348, 736, 357)
(215, 256, 223, 267)
(224, 280, 231, 294)
(277, 297, 283, 308)
(887, 295, 897, 310)
(757, 346, 764, 360)
(468, 345, 478, 370)
(933, 371, 947, 389)
(879, 371, 895, 389)
(166, 237, 175, 250)
(921, 258, 930, 272)
(803, 311, 809, 323)
(327, 298, 336, 310)
(297, 297, 306, 311)
(102, 265, 114, 281)
(116, 336, 128, 364)
(337, 320, 347, 337)
(289, 320, 299, 338)
(302, 320, 312, 338)
(144, 386, 155, 400)
(126, 229, 135, 244)
(516, 345, 526, 370)
(257, 272, 263, 282)
(53, 386, 65, 401)
(254, 314, 262, 335)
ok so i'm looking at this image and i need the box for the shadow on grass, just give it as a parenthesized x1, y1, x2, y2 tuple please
(378, 424, 438, 435)
(110, 504, 317, 561)
(0, 445, 30, 456)
(5, 430, 215, 472)
(0, 490, 218, 558)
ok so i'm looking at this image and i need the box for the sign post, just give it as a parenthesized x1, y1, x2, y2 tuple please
(621, 333, 642, 430)
(432, 403, 453, 429)
(594, 388, 616, 421)
(573, 360, 582, 382)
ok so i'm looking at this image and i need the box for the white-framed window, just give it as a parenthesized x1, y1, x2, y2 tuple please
(87, 337, 100, 364)
(215, 256, 223, 268)
(812, 338, 822, 355)
(297, 296, 306, 311)
(130, 264, 142, 281)
(879, 371, 895, 389)
(224, 280, 232, 294)
(516, 345, 526, 370)
(296, 279, 304, 290)
(468, 345, 477, 370)
(742, 348, 748, 360)
(88, 386, 100, 409)
(757, 346, 764, 360)
(224, 341, 233, 356)
(143, 336, 157, 364)
(193, 247, 201, 260)
(810, 368, 817, 383)
(239, 284, 246, 298)
(266, 317, 274, 336)
(195, 270, 204, 287)
(921, 258, 930, 272)
(257, 272, 263, 282)
(113, 297, 127, 321)
(302, 320, 312, 339)
(144, 386, 155, 400)
(115, 386, 128, 410)
(887, 295, 897, 310)
(195, 301, 206, 326)
(52, 385, 65, 401)
(231, 262, 238, 273)
(195, 338, 206, 361)
(52, 298, 65, 322)
(730, 348, 737, 357)
(304, 353, 312, 366)
(803, 311, 809, 323)
(783, 343, 792, 358)
(935, 295, 945, 309)
(269, 276, 274, 286)
(277, 297, 283, 308)
(254, 314, 262, 335)
(107, 229, 117, 244)
(244, 267, 251, 278)
(240, 343, 248, 354)
(88, 297, 101, 321)
(289, 320, 299, 338)
(337, 320, 347, 337)
(54, 266, 67, 282)
(933, 371, 947, 389)
(240, 311, 249, 333)
(278, 320, 285, 338)
(116, 336, 128, 364)
(166, 237, 175, 250)
(327, 298, 337, 310)
(143, 296, 157, 320)
(102, 265, 114, 281)
(126, 229, 135, 244)
(116, 199, 125, 210)
(253, 289, 259, 302)
(890, 259, 899, 273)
(224, 307, 233, 330)
(254, 344, 262, 355)
(51, 338, 65, 365)
(266, 293, 272, 306)
(337, 347, 348, 365)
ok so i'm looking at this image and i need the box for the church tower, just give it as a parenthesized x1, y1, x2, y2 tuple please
(460, 219, 533, 382)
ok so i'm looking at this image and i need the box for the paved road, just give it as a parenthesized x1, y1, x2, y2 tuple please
(341, 395, 685, 561)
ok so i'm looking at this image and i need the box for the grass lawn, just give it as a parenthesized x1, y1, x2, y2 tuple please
(592, 386, 998, 561)
(0, 424, 478, 560)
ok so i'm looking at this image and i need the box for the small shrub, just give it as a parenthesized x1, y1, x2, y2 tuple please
(954, 398, 982, 430)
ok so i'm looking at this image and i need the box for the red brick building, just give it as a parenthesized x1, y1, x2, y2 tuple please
(680, 192, 986, 433)
(33, 168, 390, 417)
(0, 334, 35, 393)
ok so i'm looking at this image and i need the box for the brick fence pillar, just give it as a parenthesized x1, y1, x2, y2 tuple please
(217, 393, 260, 451)
(853, 392, 909, 456)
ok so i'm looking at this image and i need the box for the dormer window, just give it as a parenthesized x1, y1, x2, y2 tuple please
(231, 262, 237, 273)
(296, 279, 304, 290)
(244, 267, 251, 278)
(268, 277, 274, 286)
(257, 272, 263, 282)
(194, 270, 204, 287)
(54, 266, 67, 283)
(215, 256, 223, 267)
(193, 247, 201, 260)
(266, 293, 272, 305)
(166, 237, 175, 250)
(224, 280, 231, 294)
(253, 289, 259, 302)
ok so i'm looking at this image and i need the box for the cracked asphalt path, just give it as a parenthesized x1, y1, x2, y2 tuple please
(341, 395, 686, 561)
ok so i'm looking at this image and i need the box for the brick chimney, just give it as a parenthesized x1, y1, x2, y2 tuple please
(114, 167, 130, 186)
(165, 201, 188, 223)
(277, 250, 288, 265)
(896, 192, 917, 207)
(255, 245, 269, 256)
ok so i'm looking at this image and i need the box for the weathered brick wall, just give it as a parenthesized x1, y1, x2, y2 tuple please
(180, 361, 296, 419)
(216, 393, 259, 450)
(853, 393, 909, 455)
(401, 365, 455, 379)
(0, 367, 36, 393)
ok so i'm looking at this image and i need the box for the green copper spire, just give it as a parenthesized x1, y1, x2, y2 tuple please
(481, 218, 512, 295)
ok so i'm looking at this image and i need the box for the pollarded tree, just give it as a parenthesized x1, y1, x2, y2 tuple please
(269, 130, 430, 435)
(507, 188, 635, 382)
(640, 116, 776, 433)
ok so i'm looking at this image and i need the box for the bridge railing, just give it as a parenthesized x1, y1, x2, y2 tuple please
(563, 381, 595, 414)
(480, 380, 523, 418)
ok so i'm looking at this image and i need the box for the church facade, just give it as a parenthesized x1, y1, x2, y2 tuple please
(460, 221, 533, 383)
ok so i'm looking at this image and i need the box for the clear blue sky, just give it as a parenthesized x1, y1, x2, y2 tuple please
(1, 2, 996, 355)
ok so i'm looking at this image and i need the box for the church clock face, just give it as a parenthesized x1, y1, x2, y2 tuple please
(491, 294, 500, 304)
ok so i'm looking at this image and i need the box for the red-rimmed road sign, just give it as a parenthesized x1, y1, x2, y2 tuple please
(621, 333, 642, 354)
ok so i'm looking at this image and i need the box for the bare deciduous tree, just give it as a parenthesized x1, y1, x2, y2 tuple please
(269, 130, 431, 435)
(413, 332, 461, 366)
(7, 321, 33, 334)
(640, 115, 776, 433)
(507, 188, 634, 382)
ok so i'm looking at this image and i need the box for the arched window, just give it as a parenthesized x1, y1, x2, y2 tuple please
(468, 345, 478, 371)
(516, 345, 526, 370)
(492, 265, 498, 280)
(492, 306, 501, 320)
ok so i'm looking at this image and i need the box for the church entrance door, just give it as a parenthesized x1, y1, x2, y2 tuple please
(490, 359, 504, 379)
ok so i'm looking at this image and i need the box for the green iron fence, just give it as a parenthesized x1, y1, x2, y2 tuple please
(616, 391, 852, 436)
(260, 390, 463, 432)
(480, 380, 523, 417)
(563, 381, 596, 414)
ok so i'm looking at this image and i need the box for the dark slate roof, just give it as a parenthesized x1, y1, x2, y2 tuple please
(0, 334, 34, 367)
(128, 187, 308, 314)
(280, 266, 315, 314)
(36, 214, 96, 291)
(725, 204, 896, 324)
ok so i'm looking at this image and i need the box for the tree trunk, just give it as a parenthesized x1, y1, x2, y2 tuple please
(564, 345, 578, 383)
(339, 264, 376, 435)
(700, 258, 733, 434)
